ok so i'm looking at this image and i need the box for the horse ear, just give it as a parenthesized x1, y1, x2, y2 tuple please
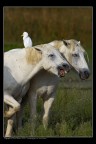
(63, 39, 70, 47)
(78, 41, 80, 44)
(34, 46, 43, 53)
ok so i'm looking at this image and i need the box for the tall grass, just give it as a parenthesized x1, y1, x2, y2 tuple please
(4, 7, 92, 49)
(15, 86, 92, 137)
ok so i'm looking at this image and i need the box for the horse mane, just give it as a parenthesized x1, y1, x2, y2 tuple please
(49, 40, 63, 49)
(85, 51, 89, 63)
(25, 47, 42, 64)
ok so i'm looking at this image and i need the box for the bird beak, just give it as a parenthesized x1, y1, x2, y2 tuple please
(21, 34, 23, 37)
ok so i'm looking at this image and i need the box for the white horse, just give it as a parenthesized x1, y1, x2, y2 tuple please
(5, 39, 90, 137)
(4, 44, 70, 137)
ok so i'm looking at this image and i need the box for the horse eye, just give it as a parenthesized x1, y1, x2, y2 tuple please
(72, 53, 78, 57)
(66, 42, 70, 46)
(49, 54, 54, 57)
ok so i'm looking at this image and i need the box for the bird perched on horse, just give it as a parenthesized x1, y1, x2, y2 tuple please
(21, 32, 32, 48)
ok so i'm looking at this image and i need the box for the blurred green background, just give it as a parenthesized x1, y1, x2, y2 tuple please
(4, 7, 92, 137)
(4, 7, 92, 47)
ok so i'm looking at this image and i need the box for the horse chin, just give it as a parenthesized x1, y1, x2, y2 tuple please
(79, 73, 87, 80)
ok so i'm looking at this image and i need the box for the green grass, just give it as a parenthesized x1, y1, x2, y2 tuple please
(13, 82, 92, 137)
(13, 86, 92, 137)
(4, 43, 23, 52)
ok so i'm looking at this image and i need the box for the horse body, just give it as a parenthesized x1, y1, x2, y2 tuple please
(4, 49, 31, 96)
(4, 44, 69, 118)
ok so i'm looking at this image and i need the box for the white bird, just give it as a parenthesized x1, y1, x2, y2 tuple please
(21, 32, 32, 48)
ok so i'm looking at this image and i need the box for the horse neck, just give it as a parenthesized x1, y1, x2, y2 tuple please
(22, 61, 43, 85)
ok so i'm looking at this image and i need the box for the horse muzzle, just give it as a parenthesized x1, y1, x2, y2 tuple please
(79, 68, 90, 80)
(62, 63, 70, 73)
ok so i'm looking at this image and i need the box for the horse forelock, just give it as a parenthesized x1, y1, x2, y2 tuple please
(25, 48, 42, 64)
(69, 39, 85, 53)
(49, 40, 86, 55)
(51, 40, 76, 51)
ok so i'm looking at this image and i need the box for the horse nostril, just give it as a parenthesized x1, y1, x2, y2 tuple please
(79, 69, 90, 80)
(84, 70, 89, 78)
(58, 66, 64, 70)
(63, 64, 70, 71)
